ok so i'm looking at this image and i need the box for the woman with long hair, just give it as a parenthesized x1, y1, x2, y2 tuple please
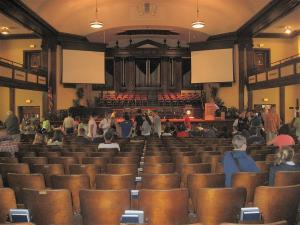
(269, 146, 300, 185)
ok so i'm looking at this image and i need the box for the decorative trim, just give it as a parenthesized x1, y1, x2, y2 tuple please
(190, 40, 235, 51)
(117, 29, 179, 36)
(129, 39, 166, 49)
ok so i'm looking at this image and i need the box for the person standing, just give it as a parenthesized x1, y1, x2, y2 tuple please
(293, 115, 300, 139)
(99, 112, 111, 135)
(87, 114, 97, 141)
(120, 112, 132, 138)
(184, 113, 192, 131)
(4, 111, 20, 142)
(135, 109, 143, 136)
(63, 113, 74, 134)
(152, 111, 161, 138)
(264, 106, 280, 142)
(141, 114, 152, 139)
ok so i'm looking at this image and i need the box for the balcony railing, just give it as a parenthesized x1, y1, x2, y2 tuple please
(0, 57, 48, 91)
(248, 54, 300, 89)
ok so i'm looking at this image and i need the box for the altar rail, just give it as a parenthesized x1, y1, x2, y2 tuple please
(0, 57, 47, 91)
(248, 54, 300, 90)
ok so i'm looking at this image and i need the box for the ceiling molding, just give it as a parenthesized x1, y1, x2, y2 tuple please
(237, 0, 300, 37)
(207, 32, 237, 42)
(0, 33, 40, 40)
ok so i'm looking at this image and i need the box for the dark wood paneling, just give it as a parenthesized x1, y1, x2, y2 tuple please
(190, 40, 235, 51)
(207, 32, 237, 42)
(280, 86, 285, 123)
(9, 88, 15, 113)
(58, 33, 106, 51)
(238, 0, 300, 36)
(0, 33, 40, 40)
(249, 74, 300, 91)
(106, 47, 190, 58)
(0, 77, 47, 91)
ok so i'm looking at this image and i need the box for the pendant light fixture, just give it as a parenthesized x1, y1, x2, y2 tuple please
(90, 0, 104, 29)
(191, 0, 205, 29)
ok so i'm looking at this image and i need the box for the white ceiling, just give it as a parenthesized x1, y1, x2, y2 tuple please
(261, 5, 300, 34)
(0, 13, 33, 35)
(21, 0, 270, 43)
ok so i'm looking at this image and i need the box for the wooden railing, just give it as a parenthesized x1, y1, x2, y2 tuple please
(0, 57, 48, 91)
(248, 54, 300, 90)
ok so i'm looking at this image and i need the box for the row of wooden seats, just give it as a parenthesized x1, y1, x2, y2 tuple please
(0, 184, 299, 225)
(1, 168, 300, 215)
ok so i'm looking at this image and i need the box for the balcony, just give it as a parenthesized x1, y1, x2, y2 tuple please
(0, 57, 48, 91)
(248, 54, 300, 90)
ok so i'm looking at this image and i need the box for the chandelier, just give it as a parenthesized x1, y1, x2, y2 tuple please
(191, 0, 205, 29)
(90, 0, 104, 29)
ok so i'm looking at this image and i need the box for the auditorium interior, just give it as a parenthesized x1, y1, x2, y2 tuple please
(0, 0, 300, 225)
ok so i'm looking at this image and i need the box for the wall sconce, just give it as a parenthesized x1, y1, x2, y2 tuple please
(25, 99, 32, 103)
(262, 98, 269, 102)
(29, 44, 36, 48)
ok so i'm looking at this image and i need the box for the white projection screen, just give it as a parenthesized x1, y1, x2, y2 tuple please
(191, 48, 234, 83)
(62, 49, 105, 84)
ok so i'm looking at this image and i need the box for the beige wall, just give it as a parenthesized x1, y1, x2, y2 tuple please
(0, 87, 10, 122)
(253, 87, 280, 113)
(253, 37, 298, 63)
(298, 36, 300, 54)
(285, 84, 300, 123)
(219, 44, 239, 108)
(56, 45, 76, 110)
(15, 89, 44, 120)
(0, 39, 42, 64)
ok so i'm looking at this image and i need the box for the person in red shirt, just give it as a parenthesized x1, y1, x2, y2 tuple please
(183, 113, 192, 131)
(267, 124, 295, 149)
(177, 124, 189, 137)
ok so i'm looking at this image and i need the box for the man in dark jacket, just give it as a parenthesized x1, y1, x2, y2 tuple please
(223, 135, 260, 187)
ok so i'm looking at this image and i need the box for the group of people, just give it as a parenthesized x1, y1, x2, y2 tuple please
(223, 134, 300, 186)
(232, 106, 300, 148)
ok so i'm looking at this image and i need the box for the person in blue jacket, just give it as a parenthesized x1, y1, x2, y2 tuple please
(223, 134, 260, 187)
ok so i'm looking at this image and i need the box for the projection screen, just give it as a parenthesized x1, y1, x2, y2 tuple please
(191, 48, 234, 83)
(62, 49, 105, 84)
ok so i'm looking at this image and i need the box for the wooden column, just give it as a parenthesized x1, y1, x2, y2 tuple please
(247, 89, 253, 110)
(173, 58, 182, 92)
(114, 57, 122, 93)
(160, 57, 169, 92)
(238, 38, 254, 111)
(125, 57, 135, 91)
(280, 86, 285, 123)
(9, 88, 15, 113)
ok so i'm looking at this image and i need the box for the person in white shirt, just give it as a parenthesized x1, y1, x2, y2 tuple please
(99, 113, 112, 135)
(142, 114, 152, 138)
(98, 129, 120, 151)
(87, 114, 97, 140)
(152, 111, 161, 138)
(63, 113, 74, 134)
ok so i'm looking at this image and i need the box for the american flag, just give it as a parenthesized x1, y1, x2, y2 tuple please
(48, 86, 54, 112)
